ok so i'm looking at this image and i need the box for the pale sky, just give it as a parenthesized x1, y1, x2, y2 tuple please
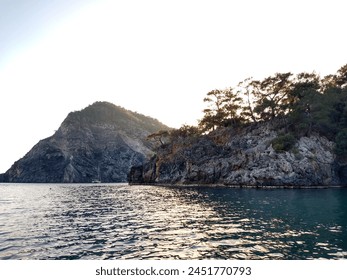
(0, 0, 346, 173)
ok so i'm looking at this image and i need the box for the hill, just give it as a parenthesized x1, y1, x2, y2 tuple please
(1, 102, 169, 183)
(129, 64, 347, 187)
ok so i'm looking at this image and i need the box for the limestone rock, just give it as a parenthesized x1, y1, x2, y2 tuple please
(1, 102, 169, 183)
(129, 122, 341, 186)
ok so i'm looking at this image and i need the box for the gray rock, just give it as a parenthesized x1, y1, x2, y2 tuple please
(1, 102, 169, 183)
(129, 122, 341, 186)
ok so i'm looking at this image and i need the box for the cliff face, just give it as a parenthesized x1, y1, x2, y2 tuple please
(1, 102, 169, 183)
(129, 122, 343, 186)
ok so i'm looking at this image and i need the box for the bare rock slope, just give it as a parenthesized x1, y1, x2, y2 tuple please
(1, 102, 169, 183)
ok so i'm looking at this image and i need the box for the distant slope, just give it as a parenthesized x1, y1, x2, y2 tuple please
(1, 102, 169, 183)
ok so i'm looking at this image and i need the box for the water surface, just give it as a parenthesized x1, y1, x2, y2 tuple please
(0, 183, 346, 259)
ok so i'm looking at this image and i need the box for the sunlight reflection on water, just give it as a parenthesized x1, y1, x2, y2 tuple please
(0, 183, 347, 260)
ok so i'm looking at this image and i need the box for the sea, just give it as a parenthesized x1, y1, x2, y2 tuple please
(0, 183, 346, 260)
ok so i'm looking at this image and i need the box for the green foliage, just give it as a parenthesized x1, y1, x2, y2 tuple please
(272, 133, 296, 153)
(188, 63, 347, 161)
(335, 128, 347, 156)
(170, 125, 200, 138)
(335, 64, 347, 88)
(254, 72, 293, 120)
(198, 88, 243, 132)
(237, 78, 259, 122)
(148, 126, 201, 147)
(199, 63, 345, 128)
(308, 89, 346, 140)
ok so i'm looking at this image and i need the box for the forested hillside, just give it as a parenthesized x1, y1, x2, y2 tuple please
(130, 64, 347, 186)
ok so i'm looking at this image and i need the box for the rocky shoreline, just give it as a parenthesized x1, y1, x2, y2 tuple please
(128, 122, 346, 187)
(129, 182, 345, 189)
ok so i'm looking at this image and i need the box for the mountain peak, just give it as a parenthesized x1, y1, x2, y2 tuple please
(1, 102, 170, 183)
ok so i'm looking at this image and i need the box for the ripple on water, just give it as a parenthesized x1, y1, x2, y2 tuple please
(0, 183, 347, 259)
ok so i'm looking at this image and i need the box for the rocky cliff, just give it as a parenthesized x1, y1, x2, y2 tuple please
(1, 102, 169, 183)
(129, 122, 344, 186)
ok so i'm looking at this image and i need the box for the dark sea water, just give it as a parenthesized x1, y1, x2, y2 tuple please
(0, 183, 346, 260)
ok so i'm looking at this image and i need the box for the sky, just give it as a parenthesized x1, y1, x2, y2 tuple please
(0, 0, 347, 173)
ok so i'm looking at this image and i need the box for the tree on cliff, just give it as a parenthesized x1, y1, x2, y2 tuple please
(334, 64, 347, 89)
(237, 77, 259, 122)
(253, 72, 293, 120)
(286, 72, 321, 136)
(195, 63, 347, 160)
(199, 72, 295, 131)
(199, 89, 227, 132)
(198, 88, 243, 132)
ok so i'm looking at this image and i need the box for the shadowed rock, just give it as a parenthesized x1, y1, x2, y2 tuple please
(129, 122, 342, 186)
(1, 102, 169, 183)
